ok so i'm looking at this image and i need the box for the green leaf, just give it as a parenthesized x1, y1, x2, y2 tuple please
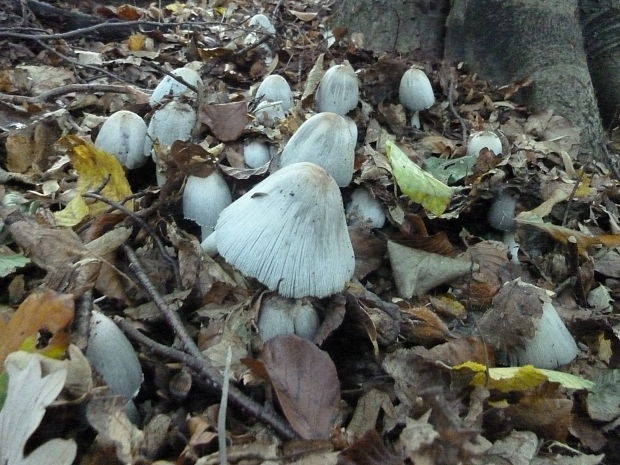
(423, 154, 478, 184)
(0, 252, 30, 278)
(385, 140, 453, 215)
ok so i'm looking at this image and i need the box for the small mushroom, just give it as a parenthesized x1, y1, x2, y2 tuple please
(467, 130, 503, 157)
(258, 295, 319, 342)
(399, 67, 435, 128)
(95, 110, 148, 169)
(182, 170, 232, 240)
(488, 188, 519, 264)
(315, 63, 359, 115)
(346, 186, 385, 228)
(256, 74, 294, 112)
(505, 300, 579, 369)
(144, 101, 197, 185)
(215, 162, 355, 298)
(244, 140, 271, 168)
(248, 13, 275, 34)
(86, 311, 143, 422)
(279, 112, 356, 187)
(149, 67, 202, 107)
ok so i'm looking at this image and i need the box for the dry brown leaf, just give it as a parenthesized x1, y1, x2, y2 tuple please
(259, 335, 340, 439)
(338, 429, 403, 465)
(199, 101, 248, 142)
(0, 289, 74, 366)
(401, 306, 453, 344)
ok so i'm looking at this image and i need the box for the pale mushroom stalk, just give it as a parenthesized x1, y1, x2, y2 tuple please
(488, 188, 520, 264)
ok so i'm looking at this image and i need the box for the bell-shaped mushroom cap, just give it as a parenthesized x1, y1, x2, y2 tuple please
(258, 295, 319, 342)
(315, 63, 359, 115)
(256, 74, 294, 112)
(183, 171, 232, 237)
(506, 301, 579, 369)
(95, 110, 148, 169)
(149, 67, 202, 106)
(144, 101, 196, 156)
(399, 68, 435, 112)
(467, 130, 503, 157)
(279, 112, 356, 187)
(254, 100, 286, 127)
(488, 188, 517, 232)
(215, 162, 355, 298)
(244, 140, 271, 168)
(346, 186, 385, 228)
(248, 13, 275, 34)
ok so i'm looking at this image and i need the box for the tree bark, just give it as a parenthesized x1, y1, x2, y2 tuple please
(331, 0, 449, 58)
(580, 0, 620, 126)
(445, 0, 604, 161)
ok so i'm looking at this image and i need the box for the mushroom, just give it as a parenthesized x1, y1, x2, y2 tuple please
(149, 67, 202, 107)
(86, 311, 143, 421)
(248, 13, 275, 34)
(315, 63, 359, 115)
(182, 170, 232, 240)
(215, 162, 355, 298)
(399, 67, 435, 128)
(256, 74, 294, 112)
(488, 188, 519, 264)
(346, 186, 385, 228)
(144, 101, 197, 185)
(279, 112, 356, 187)
(467, 130, 503, 157)
(505, 300, 579, 369)
(95, 110, 148, 169)
(257, 295, 320, 342)
(244, 140, 271, 168)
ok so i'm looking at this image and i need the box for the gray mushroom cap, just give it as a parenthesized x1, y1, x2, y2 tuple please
(149, 67, 202, 107)
(279, 112, 356, 187)
(399, 68, 435, 111)
(215, 162, 355, 298)
(256, 74, 294, 112)
(182, 171, 232, 238)
(315, 63, 359, 115)
(95, 110, 147, 169)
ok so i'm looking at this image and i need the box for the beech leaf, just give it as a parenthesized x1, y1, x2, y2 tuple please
(385, 140, 452, 215)
(259, 335, 340, 439)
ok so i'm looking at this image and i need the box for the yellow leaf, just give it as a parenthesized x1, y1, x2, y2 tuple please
(60, 136, 133, 219)
(54, 194, 89, 227)
(385, 140, 452, 216)
(454, 361, 594, 392)
(127, 33, 145, 51)
(0, 289, 74, 366)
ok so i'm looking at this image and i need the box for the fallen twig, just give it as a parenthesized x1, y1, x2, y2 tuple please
(115, 316, 298, 440)
(0, 84, 140, 104)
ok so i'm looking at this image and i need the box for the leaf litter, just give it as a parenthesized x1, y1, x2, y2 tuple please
(0, 0, 619, 464)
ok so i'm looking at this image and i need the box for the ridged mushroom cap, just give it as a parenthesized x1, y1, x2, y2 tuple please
(279, 112, 356, 187)
(95, 110, 147, 169)
(346, 186, 385, 228)
(215, 162, 355, 298)
(244, 140, 271, 168)
(149, 67, 202, 106)
(467, 130, 503, 156)
(256, 74, 294, 112)
(315, 63, 359, 115)
(183, 171, 232, 237)
(399, 68, 435, 111)
(248, 13, 275, 34)
(144, 101, 196, 156)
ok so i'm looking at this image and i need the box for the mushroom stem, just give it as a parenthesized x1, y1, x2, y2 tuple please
(503, 230, 520, 264)
(411, 111, 421, 129)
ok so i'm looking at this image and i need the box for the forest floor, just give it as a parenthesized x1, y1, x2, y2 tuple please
(1, 0, 620, 464)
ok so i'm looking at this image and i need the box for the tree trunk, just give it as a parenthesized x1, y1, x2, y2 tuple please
(331, 0, 449, 58)
(445, 0, 604, 162)
(580, 0, 620, 126)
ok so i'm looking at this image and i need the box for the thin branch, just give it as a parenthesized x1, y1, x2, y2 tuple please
(115, 316, 298, 440)
(448, 79, 468, 143)
(0, 84, 138, 104)
(148, 61, 199, 94)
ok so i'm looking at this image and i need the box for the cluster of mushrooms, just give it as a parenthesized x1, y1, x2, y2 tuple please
(89, 13, 578, 411)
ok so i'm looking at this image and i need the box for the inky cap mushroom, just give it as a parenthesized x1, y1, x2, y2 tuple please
(215, 162, 355, 298)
